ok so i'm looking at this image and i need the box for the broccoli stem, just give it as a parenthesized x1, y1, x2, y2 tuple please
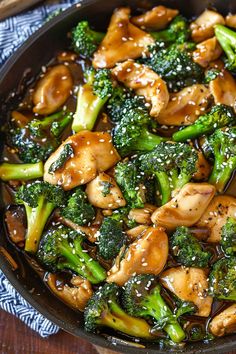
(142, 287, 185, 343)
(90, 30, 105, 43)
(24, 197, 55, 253)
(0, 162, 43, 181)
(58, 238, 106, 284)
(51, 113, 72, 137)
(72, 85, 107, 132)
(99, 302, 154, 339)
(215, 25, 236, 68)
(133, 130, 166, 151)
(173, 124, 206, 142)
(209, 161, 236, 192)
(155, 171, 171, 205)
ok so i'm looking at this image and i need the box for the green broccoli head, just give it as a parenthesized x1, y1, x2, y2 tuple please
(15, 181, 66, 253)
(112, 101, 166, 157)
(205, 127, 236, 192)
(114, 160, 145, 209)
(170, 226, 211, 268)
(37, 225, 106, 284)
(84, 282, 154, 339)
(151, 15, 190, 45)
(173, 105, 236, 142)
(122, 274, 185, 343)
(8, 111, 71, 163)
(97, 217, 127, 260)
(221, 217, 236, 256)
(61, 187, 95, 226)
(209, 257, 236, 301)
(72, 67, 113, 132)
(72, 21, 104, 58)
(139, 142, 197, 205)
(215, 24, 236, 72)
(110, 207, 137, 229)
(143, 43, 203, 92)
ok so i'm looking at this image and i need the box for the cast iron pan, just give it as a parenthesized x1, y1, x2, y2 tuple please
(1, 1, 236, 353)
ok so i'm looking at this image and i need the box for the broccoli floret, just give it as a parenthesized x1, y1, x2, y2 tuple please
(61, 187, 95, 226)
(151, 15, 190, 45)
(114, 160, 145, 209)
(72, 20, 104, 58)
(209, 257, 236, 301)
(97, 218, 127, 260)
(0, 161, 43, 181)
(37, 226, 106, 284)
(142, 43, 203, 92)
(215, 24, 236, 72)
(171, 226, 211, 268)
(110, 207, 137, 229)
(220, 217, 236, 256)
(122, 274, 185, 343)
(173, 105, 236, 142)
(72, 68, 113, 132)
(84, 282, 155, 339)
(8, 111, 72, 163)
(204, 127, 236, 192)
(139, 142, 197, 205)
(112, 102, 166, 157)
(15, 181, 66, 253)
(204, 68, 221, 83)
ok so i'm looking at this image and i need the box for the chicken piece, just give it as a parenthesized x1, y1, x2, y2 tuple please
(107, 226, 168, 286)
(157, 84, 210, 126)
(161, 267, 212, 317)
(47, 274, 93, 311)
(193, 151, 212, 181)
(128, 204, 156, 225)
(33, 65, 73, 115)
(196, 195, 236, 243)
(131, 6, 179, 30)
(92, 8, 154, 69)
(209, 68, 236, 112)
(5, 207, 25, 247)
(126, 225, 149, 240)
(190, 10, 225, 43)
(112, 60, 169, 117)
(151, 183, 216, 231)
(226, 14, 236, 29)
(192, 37, 222, 68)
(44, 131, 120, 190)
(85, 172, 126, 209)
(209, 304, 236, 337)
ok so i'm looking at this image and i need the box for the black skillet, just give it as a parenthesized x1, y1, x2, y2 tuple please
(1, 1, 236, 353)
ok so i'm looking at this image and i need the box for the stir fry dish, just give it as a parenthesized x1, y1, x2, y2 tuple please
(2, 5, 236, 348)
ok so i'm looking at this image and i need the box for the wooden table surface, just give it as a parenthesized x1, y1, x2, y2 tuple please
(0, 309, 116, 354)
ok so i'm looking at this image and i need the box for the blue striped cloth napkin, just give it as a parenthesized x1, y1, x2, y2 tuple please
(0, 0, 79, 337)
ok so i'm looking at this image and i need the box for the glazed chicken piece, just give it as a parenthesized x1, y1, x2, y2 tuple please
(156, 84, 210, 126)
(5, 207, 26, 247)
(226, 14, 236, 29)
(161, 267, 213, 317)
(192, 37, 222, 68)
(126, 225, 149, 241)
(85, 172, 126, 209)
(151, 183, 216, 230)
(209, 68, 236, 112)
(33, 65, 73, 115)
(128, 204, 156, 225)
(190, 10, 225, 43)
(44, 131, 120, 190)
(107, 226, 168, 286)
(131, 5, 179, 30)
(209, 304, 236, 337)
(112, 60, 169, 117)
(47, 274, 93, 311)
(193, 150, 212, 181)
(196, 195, 236, 243)
(92, 8, 154, 69)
